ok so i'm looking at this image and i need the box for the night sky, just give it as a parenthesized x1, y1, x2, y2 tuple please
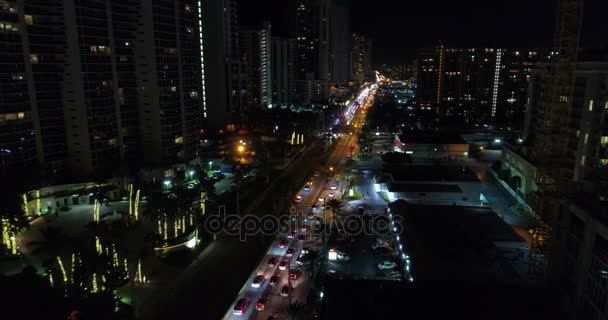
(239, 0, 608, 63)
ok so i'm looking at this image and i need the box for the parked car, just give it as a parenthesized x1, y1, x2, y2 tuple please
(377, 261, 397, 270)
(279, 259, 289, 271)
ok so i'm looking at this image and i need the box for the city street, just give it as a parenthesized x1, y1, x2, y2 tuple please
(222, 87, 372, 319)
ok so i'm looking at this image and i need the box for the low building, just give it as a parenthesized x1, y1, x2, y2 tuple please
(394, 132, 469, 161)
(23, 180, 122, 216)
(376, 165, 483, 206)
(500, 144, 538, 201)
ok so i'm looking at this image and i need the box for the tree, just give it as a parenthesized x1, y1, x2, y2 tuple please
(278, 300, 309, 320)
(326, 198, 344, 219)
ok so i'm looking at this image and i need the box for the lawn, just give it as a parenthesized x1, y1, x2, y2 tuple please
(344, 183, 363, 200)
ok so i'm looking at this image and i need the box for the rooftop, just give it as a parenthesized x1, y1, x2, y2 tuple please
(389, 200, 525, 283)
(383, 164, 478, 182)
(398, 132, 467, 145)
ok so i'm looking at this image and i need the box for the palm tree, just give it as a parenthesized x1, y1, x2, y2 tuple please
(278, 300, 309, 320)
(326, 198, 344, 222)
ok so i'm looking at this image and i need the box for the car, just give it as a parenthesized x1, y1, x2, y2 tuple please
(295, 255, 304, 266)
(279, 259, 289, 270)
(346, 154, 352, 159)
(371, 242, 389, 250)
(278, 240, 287, 248)
(269, 274, 280, 286)
(255, 298, 267, 311)
(251, 275, 265, 288)
(288, 270, 298, 280)
(280, 284, 290, 297)
(328, 192, 335, 198)
(330, 184, 337, 190)
(267, 314, 279, 320)
(297, 234, 306, 242)
(377, 261, 397, 270)
(303, 185, 311, 192)
(301, 246, 310, 255)
(232, 298, 248, 315)
(287, 231, 296, 239)
(295, 195, 303, 203)
(384, 270, 401, 278)
(307, 211, 315, 219)
(286, 248, 294, 257)
(337, 252, 350, 261)
(268, 257, 278, 267)
(300, 225, 308, 232)
(307, 179, 314, 185)
(313, 171, 320, 177)
(318, 196, 325, 202)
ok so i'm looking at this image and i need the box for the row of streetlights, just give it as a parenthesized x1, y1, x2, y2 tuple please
(387, 207, 413, 282)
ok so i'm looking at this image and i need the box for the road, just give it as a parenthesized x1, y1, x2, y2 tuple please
(222, 86, 373, 319)
(223, 132, 356, 319)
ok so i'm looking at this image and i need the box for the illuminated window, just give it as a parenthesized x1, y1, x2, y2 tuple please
(174, 136, 183, 144)
(601, 136, 608, 145)
(30, 54, 38, 63)
(589, 100, 594, 111)
(584, 133, 589, 144)
(119, 56, 128, 62)
(601, 159, 608, 167)
(90, 45, 110, 54)
(24, 15, 33, 25)
(170, 86, 177, 92)
(581, 155, 586, 166)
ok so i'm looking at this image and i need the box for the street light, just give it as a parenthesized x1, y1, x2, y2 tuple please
(188, 170, 194, 178)
(238, 145, 245, 153)
(208, 161, 212, 171)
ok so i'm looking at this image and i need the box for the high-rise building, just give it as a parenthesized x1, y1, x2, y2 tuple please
(313, 0, 331, 84)
(240, 22, 272, 109)
(0, 0, 38, 176)
(292, 0, 314, 80)
(271, 38, 297, 107)
(329, 1, 350, 85)
(517, 57, 608, 320)
(416, 46, 545, 129)
(351, 33, 371, 84)
(0, 0, 207, 178)
(135, 0, 202, 166)
(203, 0, 242, 133)
(291, 0, 333, 104)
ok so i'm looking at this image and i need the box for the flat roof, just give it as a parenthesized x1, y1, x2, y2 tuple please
(398, 132, 467, 145)
(389, 201, 525, 282)
(388, 183, 463, 193)
(384, 165, 478, 182)
(321, 278, 565, 320)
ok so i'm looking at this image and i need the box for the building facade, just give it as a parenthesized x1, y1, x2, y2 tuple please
(240, 22, 272, 110)
(416, 46, 546, 129)
(271, 38, 297, 107)
(0, 0, 209, 178)
(351, 33, 371, 84)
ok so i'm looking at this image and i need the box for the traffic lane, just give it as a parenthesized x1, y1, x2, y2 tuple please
(224, 244, 288, 320)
